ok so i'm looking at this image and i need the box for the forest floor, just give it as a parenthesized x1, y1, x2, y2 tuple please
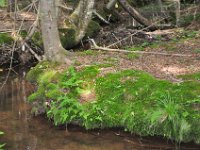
(74, 31, 200, 82)
(1, 8, 200, 82)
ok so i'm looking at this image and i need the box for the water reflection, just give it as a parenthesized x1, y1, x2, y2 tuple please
(0, 79, 199, 150)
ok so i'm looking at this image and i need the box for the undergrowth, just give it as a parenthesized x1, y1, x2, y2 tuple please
(27, 63, 200, 144)
(0, 131, 5, 150)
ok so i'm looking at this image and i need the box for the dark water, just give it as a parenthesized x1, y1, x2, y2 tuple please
(0, 79, 200, 150)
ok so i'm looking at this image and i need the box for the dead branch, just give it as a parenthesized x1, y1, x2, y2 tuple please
(90, 39, 194, 57)
(58, 4, 73, 11)
(93, 10, 110, 24)
(107, 17, 171, 48)
(24, 42, 41, 61)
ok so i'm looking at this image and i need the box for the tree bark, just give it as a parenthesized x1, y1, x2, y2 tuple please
(117, 0, 158, 31)
(69, 0, 95, 44)
(40, 0, 71, 63)
(7, 0, 16, 12)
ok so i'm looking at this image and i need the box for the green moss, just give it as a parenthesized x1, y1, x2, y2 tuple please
(59, 28, 76, 49)
(179, 13, 200, 26)
(79, 66, 100, 81)
(0, 0, 6, 7)
(0, 33, 14, 45)
(28, 66, 200, 144)
(38, 70, 57, 85)
(85, 20, 101, 38)
(26, 61, 57, 82)
(92, 63, 114, 68)
(32, 32, 43, 47)
(178, 72, 200, 81)
(19, 30, 28, 39)
(79, 50, 98, 56)
(104, 57, 119, 63)
(126, 53, 139, 60)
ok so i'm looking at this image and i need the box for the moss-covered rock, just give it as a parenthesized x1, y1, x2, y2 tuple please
(59, 28, 76, 49)
(26, 61, 57, 82)
(85, 20, 101, 38)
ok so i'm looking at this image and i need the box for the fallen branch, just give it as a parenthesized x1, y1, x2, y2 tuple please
(93, 10, 110, 24)
(90, 39, 194, 57)
(107, 17, 171, 48)
(24, 42, 41, 61)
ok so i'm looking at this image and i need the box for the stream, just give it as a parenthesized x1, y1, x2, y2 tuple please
(0, 76, 200, 150)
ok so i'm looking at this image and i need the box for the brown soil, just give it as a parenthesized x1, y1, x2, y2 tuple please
(0, 10, 36, 31)
(74, 35, 200, 82)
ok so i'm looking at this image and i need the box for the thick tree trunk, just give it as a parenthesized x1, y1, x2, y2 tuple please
(40, 0, 71, 63)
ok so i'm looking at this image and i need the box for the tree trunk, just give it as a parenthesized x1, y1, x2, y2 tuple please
(40, 0, 71, 63)
(175, 0, 180, 26)
(117, 0, 157, 31)
(7, 0, 15, 12)
(69, 0, 95, 44)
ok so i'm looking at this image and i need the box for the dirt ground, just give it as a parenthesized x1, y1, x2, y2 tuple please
(75, 36, 200, 82)
(1, 8, 200, 82)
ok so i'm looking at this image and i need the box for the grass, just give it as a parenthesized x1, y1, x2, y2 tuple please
(0, 33, 13, 45)
(178, 72, 200, 81)
(0, 131, 5, 150)
(27, 63, 200, 144)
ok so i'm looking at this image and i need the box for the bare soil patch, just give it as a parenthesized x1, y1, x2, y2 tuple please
(75, 36, 200, 82)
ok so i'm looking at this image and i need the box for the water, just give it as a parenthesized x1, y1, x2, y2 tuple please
(0, 78, 199, 150)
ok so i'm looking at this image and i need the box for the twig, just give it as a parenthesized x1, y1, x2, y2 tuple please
(93, 10, 110, 24)
(89, 39, 194, 57)
(107, 17, 170, 48)
(58, 4, 73, 11)
(24, 42, 41, 61)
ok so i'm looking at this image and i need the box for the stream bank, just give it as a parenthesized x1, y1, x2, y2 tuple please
(0, 77, 200, 149)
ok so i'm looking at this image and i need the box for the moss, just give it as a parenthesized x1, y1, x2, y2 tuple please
(59, 28, 76, 49)
(79, 66, 100, 81)
(0, 33, 14, 45)
(104, 57, 119, 63)
(28, 66, 200, 144)
(179, 13, 200, 26)
(79, 50, 98, 56)
(0, 0, 6, 7)
(28, 84, 46, 102)
(92, 63, 114, 68)
(178, 72, 200, 81)
(126, 53, 139, 60)
(26, 61, 57, 82)
(32, 32, 43, 47)
(38, 70, 57, 85)
(19, 30, 28, 39)
(85, 20, 101, 38)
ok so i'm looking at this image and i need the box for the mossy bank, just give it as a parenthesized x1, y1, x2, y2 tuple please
(27, 61, 200, 144)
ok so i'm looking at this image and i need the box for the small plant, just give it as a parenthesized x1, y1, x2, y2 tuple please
(47, 67, 84, 125)
(27, 64, 200, 144)
(147, 93, 191, 142)
(127, 53, 139, 60)
(0, 0, 6, 7)
(0, 131, 5, 150)
(80, 50, 96, 56)
(47, 95, 82, 125)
